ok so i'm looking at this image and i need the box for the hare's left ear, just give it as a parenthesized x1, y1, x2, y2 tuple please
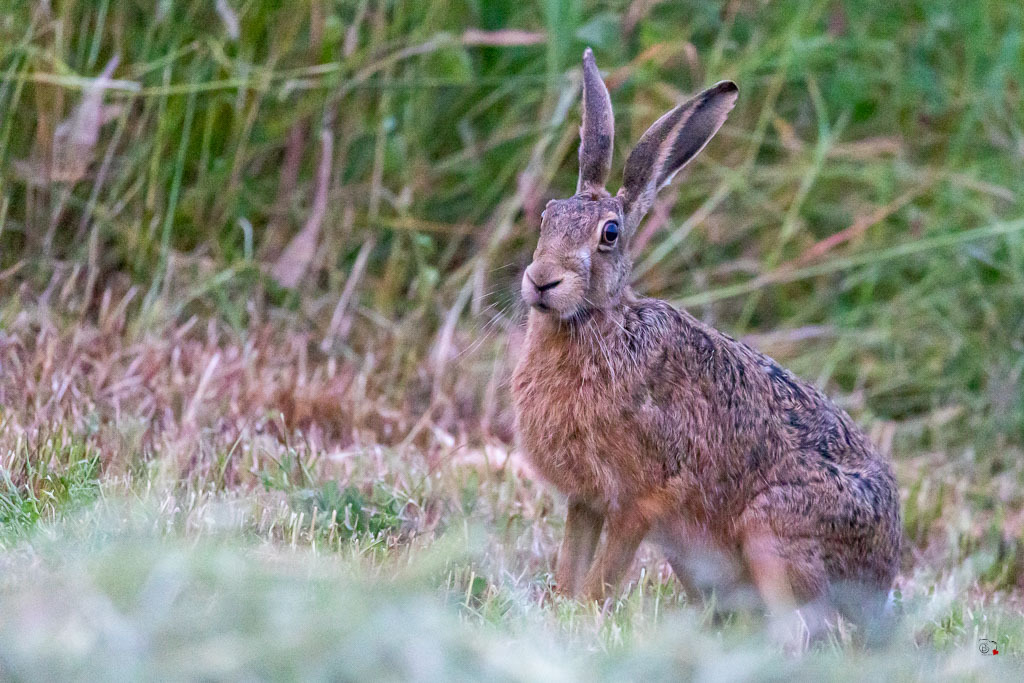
(619, 81, 737, 227)
(576, 48, 614, 196)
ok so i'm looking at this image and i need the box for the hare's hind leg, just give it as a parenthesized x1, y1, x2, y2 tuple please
(739, 514, 835, 650)
(831, 580, 897, 648)
(554, 499, 605, 597)
(653, 518, 752, 610)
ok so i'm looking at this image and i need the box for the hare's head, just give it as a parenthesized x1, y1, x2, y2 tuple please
(522, 49, 737, 319)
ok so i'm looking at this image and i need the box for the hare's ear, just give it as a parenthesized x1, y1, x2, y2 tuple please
(619, 81, 737, 226)
(576, 48, 614, 196)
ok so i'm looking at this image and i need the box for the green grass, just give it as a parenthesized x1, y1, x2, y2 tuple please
(1, 0, 1023, 679)
(1, 474, 1024, 680)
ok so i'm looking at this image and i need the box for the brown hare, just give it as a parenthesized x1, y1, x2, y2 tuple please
(511, 49, 901, 641)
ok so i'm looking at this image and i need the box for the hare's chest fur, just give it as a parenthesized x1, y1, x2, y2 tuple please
(511, 324, 654, 503)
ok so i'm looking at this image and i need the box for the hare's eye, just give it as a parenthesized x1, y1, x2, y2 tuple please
(601, 221, 619, 246)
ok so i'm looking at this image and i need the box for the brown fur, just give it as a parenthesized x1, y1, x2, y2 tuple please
(511, 50, 901, 636)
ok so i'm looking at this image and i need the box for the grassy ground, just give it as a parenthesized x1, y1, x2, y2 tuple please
(1, 0, 1023, 679)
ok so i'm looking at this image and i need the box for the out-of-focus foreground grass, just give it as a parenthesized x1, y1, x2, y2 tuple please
(1, 0, 1023, 679)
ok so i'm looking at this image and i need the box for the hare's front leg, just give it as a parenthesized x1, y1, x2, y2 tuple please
(581, 507, 649, 601)
(554, 499, 604, 597)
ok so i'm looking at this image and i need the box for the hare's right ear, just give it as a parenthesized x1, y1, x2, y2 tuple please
(576, 48, 614, 197)
(619, 81, 737, 227)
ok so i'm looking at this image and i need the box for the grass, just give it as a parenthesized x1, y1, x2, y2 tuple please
(1, 512, 1022, 683)
(1, 0, 1023, 679)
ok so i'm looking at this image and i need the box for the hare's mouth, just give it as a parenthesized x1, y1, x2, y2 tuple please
(561, 304, 594, 324)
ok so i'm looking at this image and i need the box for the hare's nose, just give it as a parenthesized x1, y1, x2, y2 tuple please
(529, 275, 562, 293)
(524, 263, 564, 306)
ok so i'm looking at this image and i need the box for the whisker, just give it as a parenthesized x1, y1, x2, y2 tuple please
(473, 300, 503, 320)
(459, 302, 514, 359)
(590, 315, 615, 384)
(472, 286, 508, 305)
(578, 295, 619, 384)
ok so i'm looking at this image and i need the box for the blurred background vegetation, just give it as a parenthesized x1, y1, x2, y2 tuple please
(1, 0, 1023, 678)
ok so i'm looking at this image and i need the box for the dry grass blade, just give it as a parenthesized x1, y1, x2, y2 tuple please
(272, 127, 335, 289)
(321, 236, 377, 351)
(461, 29, 546, 46)
(13, 56, 130, 186)
(216, 0, 241, 41)
(676, 218, 1024, 307)
(794, 184, 931, 265)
